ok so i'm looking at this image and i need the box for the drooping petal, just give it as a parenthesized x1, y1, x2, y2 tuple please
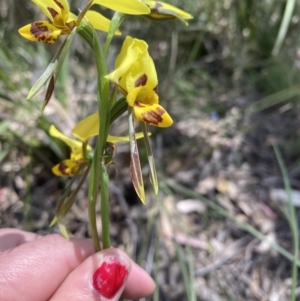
(72, 113, 147, 142)
(92, 0, 150, 15)
(134, 102, 173, 127)
(50, 125, 82, 155)
(18, 21, 62, 44)
(84, 11, 121, 35)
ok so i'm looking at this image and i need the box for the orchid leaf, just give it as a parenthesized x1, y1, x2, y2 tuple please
(142, 122, 158, 194)
(26, 61, 56, 100)
(27, 27, 76, 111)
(128, 108, 146, 204)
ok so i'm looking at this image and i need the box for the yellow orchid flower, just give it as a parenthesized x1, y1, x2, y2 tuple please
(50, 114, 146, 176)
(105, 36, 173, 128)
(19, 0, 150, 44)
(50, 125, 92, 176)
(143, 1, 193, 25)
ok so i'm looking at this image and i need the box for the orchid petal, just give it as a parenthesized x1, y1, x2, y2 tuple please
(18, 21, 62, 44)
(105, 37, 148, 86)
(124, 48, 158, 93)
(72, 113, 147, 142)
(84, 11, 121, 35)
(50, 125, 82, 155)
(31, 0, 60, 22)
(92, 0, 150, 15)
(134, 102, 173, 127)
(145, 1, 193, 24)
(52, 159, 80, 176)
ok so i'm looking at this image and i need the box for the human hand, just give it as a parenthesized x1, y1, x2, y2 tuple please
(0, 228, 155, 301)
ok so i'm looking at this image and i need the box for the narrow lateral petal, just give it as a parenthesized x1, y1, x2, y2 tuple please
(84, 11, 121, 35)
(134, 102, 173, 127)
(19, 21, 62, 44)
(92, 0, 150, 15)
(72, 113, 147, 142)
(50, 125, 82, 155)
(107, 132, 146, 143)
(72, 113, 99, 141)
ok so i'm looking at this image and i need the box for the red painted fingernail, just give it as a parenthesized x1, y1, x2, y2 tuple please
(92, 254, 130, 299)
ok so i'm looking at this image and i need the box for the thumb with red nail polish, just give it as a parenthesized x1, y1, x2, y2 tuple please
(92, 253, 131, 300)
(49, 248, 155, 301)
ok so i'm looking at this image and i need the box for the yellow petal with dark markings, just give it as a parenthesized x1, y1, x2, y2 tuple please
(18, 21, 62, 44)
(134, 102, 173, 127)
(52, 159, 79, 176)
(31, 0, 60, 22)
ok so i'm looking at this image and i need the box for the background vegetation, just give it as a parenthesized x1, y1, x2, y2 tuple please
(1, 0, 300, 300)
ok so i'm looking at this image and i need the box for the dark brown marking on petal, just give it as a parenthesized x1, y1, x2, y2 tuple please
(47, 7, 59, 18)
(141, 107, 165, 125)
(53, 0, 64, 9)
(31, 22, 49, 39)
(135, 74, 147, 87)
(58, 162, 69, 175)
(153, 85, 158, 93)
(30, 22, 58, 43)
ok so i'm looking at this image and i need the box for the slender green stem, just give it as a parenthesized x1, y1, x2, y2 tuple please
(77, 24, 111, 250)
(87, 153, 101, 251)
(100, 164, 111, 249)
(274, 146, 298, 301)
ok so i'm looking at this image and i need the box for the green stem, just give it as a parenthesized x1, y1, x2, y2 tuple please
(87, 152, 101, 251)
(77, 24, 111, 250)
(100, 164, 111, 249)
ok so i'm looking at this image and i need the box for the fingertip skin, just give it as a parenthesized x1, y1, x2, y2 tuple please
(49, 248, 156, 301)
(0, 233, 94, 301)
